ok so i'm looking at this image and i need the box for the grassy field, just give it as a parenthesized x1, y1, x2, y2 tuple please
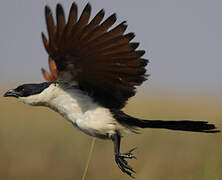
(0, 89, 221, 180)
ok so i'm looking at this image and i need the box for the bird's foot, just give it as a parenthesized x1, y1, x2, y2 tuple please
(115, 147, 137, 178)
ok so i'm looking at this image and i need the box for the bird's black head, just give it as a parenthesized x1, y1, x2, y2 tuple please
(4, 82, 53, 98)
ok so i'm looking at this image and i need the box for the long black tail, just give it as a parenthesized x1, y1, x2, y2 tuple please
(113, 111, 220, 133)
(134, 119, 220, 133)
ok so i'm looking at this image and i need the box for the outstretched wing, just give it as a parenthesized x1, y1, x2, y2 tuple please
(41, 3, 149, 109)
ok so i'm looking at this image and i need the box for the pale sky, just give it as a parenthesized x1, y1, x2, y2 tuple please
(0, 0, 221, 97)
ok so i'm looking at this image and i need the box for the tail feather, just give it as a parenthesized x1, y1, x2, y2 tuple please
(134, 119, 220, 133)
(113, 111, 220, 133)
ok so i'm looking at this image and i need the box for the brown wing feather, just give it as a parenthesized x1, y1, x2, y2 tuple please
(41, 59, 58, 82)
(41, 3, 149, 109)
(65, 2, 78, 38)
(79, 9, 105, 40)
(56, 4, 66, 43)
(44, 6, 56, 50)
(69, 3, 91, 42)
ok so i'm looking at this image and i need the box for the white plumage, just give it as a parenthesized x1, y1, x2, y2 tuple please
(20, 83, 126, 138)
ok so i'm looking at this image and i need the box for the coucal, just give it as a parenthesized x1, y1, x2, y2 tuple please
(4, 2, 220, 177)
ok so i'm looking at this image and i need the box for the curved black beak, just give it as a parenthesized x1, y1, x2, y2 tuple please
(3, 89, 21, 98)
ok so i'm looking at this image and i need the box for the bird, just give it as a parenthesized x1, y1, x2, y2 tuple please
(4, 2, 220, 178)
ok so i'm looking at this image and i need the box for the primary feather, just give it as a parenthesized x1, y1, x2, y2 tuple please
(41, 3, 149, 109)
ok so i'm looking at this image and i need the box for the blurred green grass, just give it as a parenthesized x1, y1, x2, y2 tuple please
(0, 89, 221, 180)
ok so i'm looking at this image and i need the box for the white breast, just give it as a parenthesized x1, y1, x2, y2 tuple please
(45, 84, 124, 138)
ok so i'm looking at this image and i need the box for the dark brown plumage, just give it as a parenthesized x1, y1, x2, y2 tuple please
(41, 3, 149, 109)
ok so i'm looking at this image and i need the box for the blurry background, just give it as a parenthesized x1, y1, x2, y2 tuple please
(0, 0, 221, 179)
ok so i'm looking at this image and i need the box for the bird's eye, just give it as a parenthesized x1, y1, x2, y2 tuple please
(20, 89, 25, 93)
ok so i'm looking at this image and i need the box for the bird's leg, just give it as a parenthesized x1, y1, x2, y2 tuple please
(111, 132, 136, 178)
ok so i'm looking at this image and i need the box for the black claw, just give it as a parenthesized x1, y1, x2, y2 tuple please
(119, 147, 137, 159)
(129, 147, 137, 153)
(118, 157, 133, 171)
(115, 149, 137, 178)
(112, 133, 136, 178)
(116, 158, 133, 177)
